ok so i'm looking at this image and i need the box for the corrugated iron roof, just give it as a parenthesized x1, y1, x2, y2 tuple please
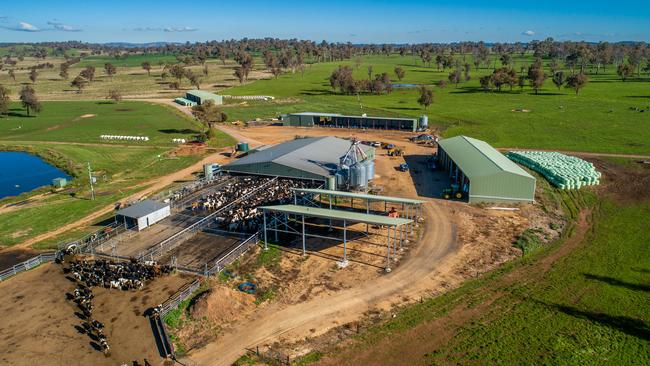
(224, 136, 373, 178)
(116, 200, 169, 219)
(260, 204, 412, 226)
(291, 188, 424, 205)
(438, 136, 533, 178)
(186, 90, 222, 99)
(288, 112, 416, 122)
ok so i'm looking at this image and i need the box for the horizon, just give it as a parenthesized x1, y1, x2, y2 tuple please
(1, 0, 649, 44)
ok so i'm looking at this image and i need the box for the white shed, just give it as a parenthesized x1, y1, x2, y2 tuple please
(116, 200, 171, 231)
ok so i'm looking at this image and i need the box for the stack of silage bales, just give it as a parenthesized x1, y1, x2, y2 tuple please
(507, 151, 601, 189)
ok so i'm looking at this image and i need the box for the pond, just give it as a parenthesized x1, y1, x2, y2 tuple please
(0, 151, 72, 199)
(391, 83, 420, 89)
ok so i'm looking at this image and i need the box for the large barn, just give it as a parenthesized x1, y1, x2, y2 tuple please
(222, 136, 375, 188)
(437, 135, 536, 203)
(282, 112, 420, 132)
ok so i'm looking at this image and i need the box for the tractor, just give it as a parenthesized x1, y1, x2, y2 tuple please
(388, 147, 403, 156)
(441, 184, 464, 200)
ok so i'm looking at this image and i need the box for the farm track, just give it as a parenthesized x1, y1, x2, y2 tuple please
(183, 201, 457, 365)
(0, 139, 172, 149)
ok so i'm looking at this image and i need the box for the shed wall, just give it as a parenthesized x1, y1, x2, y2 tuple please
(224, 161, 327, 181)
(468, 172, 536, 203)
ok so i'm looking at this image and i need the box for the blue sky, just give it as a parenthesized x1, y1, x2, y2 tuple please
(1, 0, 648, 43)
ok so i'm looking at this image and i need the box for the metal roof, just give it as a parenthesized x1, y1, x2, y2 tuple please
(291, 188, 424, 205)
(288, 112, 416, 122)
(223, 136, 374, 178)
(438, 136, 533, 179)
(116, 200, 169, 219)
(186, 90, 222, 99)
(260, 204, 412, 226)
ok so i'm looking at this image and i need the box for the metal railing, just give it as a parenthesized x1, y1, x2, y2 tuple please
(136, 177, 278, 262)
(57, 222, 131, 254)
(205, 232, 258, 276)
(0, 252, 57, 281)
(159, 278, 202, 316)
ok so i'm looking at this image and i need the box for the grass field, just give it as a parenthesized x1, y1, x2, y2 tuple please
(305, 162, 650, 365)
(76, 53, 180, 68)
(0, 100, 235, 248)
(0, 100, 204, 145)
(223, 54, 650, 155)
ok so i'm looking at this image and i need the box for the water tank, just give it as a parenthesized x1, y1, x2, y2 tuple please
(349, 163, 367, 188)
(364, 159, 375, 181)
(335, 171, 346, 189)
(236, 142, 249, 152)
(327, 176, 336, 190)
(419, 115, 429, 129)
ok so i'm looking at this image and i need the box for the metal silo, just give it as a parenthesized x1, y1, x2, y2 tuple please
(419, 115, 429, 129)
(364, 159, 375, 182)
(350, 163, 367, 188)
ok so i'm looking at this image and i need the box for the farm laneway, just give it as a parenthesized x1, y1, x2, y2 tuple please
(183, 201, 457, 365)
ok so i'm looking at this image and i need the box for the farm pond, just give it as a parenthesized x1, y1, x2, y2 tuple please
(0, 151, 71, 199)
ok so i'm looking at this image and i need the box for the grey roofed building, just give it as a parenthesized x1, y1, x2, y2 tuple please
(116, 199, 169, 219)
(222, 136, 374, 181)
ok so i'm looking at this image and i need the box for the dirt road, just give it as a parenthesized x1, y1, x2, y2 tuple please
(497, 148, 650, 160)
(183, 201, 457, 365)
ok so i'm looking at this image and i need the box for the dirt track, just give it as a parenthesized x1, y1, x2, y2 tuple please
(183, 201, 457, 365)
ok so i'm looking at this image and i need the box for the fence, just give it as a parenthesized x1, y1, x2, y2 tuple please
(159, 278, 202, 316)
(136, 177, 278, 263)
(205, 232, 258, 276)
(57, 222, 131, 254)
(0, 252, 57, 281)
(151, 175, 231, 211)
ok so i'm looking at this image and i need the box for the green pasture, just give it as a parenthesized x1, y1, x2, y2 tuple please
(0, 100, 202, 145)
(225, 54, 650, 154)
(76, 53, 179, 68)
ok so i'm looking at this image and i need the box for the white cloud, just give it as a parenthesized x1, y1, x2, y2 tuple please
(164, 26, 197, 32)
(522, 30, 535, 36)
(133, 27, 161, 32)
(47, 20, 82, 32)
(2, 21, 41, 32)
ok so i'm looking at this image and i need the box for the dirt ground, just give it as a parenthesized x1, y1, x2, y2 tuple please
(158, 231, 242, 269)
(0, 262, 192, 366)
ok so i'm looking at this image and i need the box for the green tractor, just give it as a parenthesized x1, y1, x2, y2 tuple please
(441, 184, 464, 200)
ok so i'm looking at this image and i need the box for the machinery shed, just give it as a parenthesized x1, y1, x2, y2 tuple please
(222, 136, 374, 187)
(116, 199, 171, 231)
(437, 135, 536, 203)
(185, 90, 223, 105)
(283, 112, 419, 132)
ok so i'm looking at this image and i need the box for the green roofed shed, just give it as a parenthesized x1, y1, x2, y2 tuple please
(185, 90, 223, 105)
(437, 135, 536, 203)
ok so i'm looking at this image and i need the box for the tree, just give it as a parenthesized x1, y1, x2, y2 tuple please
(106, 89, 122, 103)
(527, 66, 546, 94)
(191, 100, 228, 132)
(0, 84, 10, 116)
(59, 62, 70, 80)
(463, 63, 471, 81)
(19, 85, 41, 116)
(436, 80, 447, 89)
(617, 63, 634, 82)
(234, 67, 245, 84)
(80, 66, 96, 82)
(479, 75, 491, 91)
(500, 53, 511, 66)
(448, 68, 461, 86)
(71, 75, 88, 93)
(169, 64, 185, 85)
(394, 67, 405, 81)
(552, 71, 565, 90)
(367, 65, 373, 80)
(355, 56, 362, 69)
(141, 61, 152, 76)
(8, 69, 16, 82)
(29, 68, 38, 84)
(203, 64, 209, 76)
(565, 73, 588, 95)
(185, 70, 201, 89)
(417, 86, 434, 110)
(104, 63, 117, 80)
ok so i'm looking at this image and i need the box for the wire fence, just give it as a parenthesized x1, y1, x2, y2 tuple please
(159, 278, 202, 316)
(206, 233, 258, 276)
(57, 222, 131, 254)
(0, 252, 57, 281)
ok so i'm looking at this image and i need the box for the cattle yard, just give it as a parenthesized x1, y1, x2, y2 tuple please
(0, 124, 565, 365)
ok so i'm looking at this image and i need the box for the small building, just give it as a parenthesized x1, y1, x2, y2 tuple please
(115, 199, 171, 231)
(174, 97, 197, 107)
(185, 90, 223, 106)
(437, 135, 536, 203)
(282, 112, 419, 132)
(52, 177, 67, 188)
(222, 136, 375, 188)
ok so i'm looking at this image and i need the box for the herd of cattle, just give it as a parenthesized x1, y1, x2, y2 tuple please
(188, 176, 318, 232)
(58, 257, 172, 357)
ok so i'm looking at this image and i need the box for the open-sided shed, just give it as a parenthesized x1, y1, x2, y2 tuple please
(116, 200, 171, 231)
(437, 135, 536, 203)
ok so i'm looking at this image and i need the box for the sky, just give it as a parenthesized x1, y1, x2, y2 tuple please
(1, 0, 648, 44)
